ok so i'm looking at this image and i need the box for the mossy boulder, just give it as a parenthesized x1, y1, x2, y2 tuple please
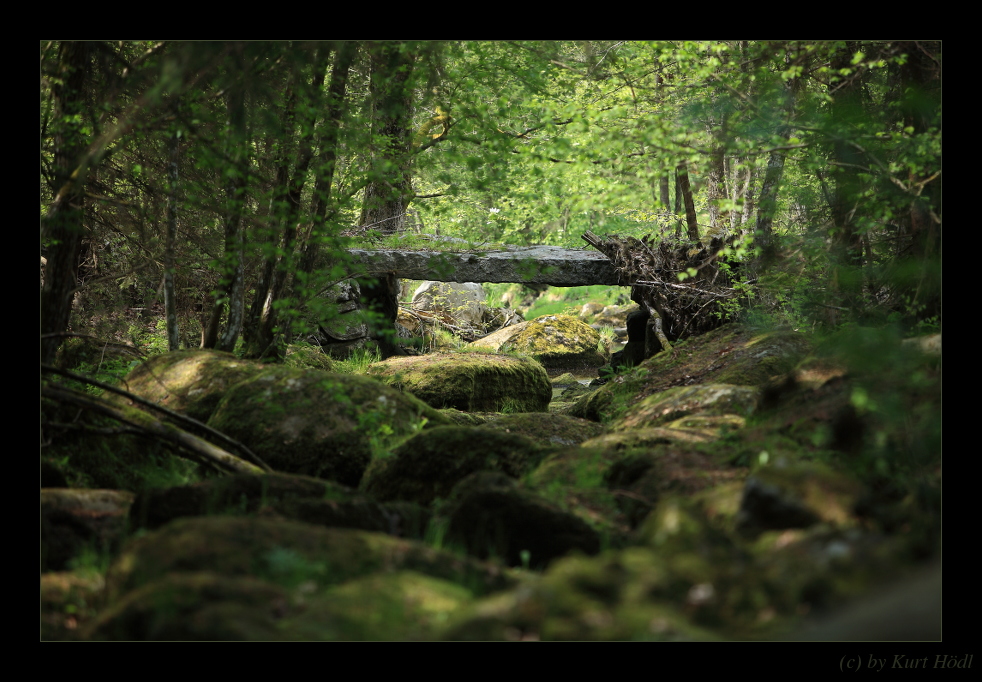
(471, 314, 605, 370)
(283, 344, 334, 372)
(104, 516, 517, 605)
(86, 572, 293, 641)
(443, 548, 722, 641)
(129, 472, 429, 538)
(41, 489, 136, 572)
(735, 460, 866, 537)
(42, 571, 108, 641)
(368, 352, 551, 413)
(118, 350, 266, 422)
(522, 447, 628, 543)
(442, 472, 602, 569)
(360, 426, 546, 506)
(206, 367, 449, 486)
(87, 569, 475, 641)
(476, 413, 606, 448)
(613, 384, 760, 432)
(602, 447, 747, 528)
(567, 324, 808, 425)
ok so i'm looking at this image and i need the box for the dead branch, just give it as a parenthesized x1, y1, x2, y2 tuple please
(582, 231, 745, 341)
(42, 383, 266, 476)
(41, 364, 272, 472)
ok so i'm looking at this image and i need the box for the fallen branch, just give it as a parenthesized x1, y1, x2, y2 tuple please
(41, 364, 272, 472)
(42, 383, 265, 476)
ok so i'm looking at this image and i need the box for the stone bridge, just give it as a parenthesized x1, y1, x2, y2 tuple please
(347, 245, 621, 287)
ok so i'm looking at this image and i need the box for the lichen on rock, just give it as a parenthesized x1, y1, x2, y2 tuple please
(368, 352, 551, 413)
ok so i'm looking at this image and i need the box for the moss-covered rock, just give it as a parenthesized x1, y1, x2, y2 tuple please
(207, 367, 449, 486)
(735, 460, 866, 537)
(129, 472, 429, 538)
(42, 570, 108, 641)
(504, 315, 606, 370)
(443, 548, 722, 641)
(86, 572, 293, 641)
(360, 426, 546, 506)
(283, 344, 334, 372)
(118, 350, 267, 422)
(567, 323, 808, 426)
(87, 569, 476, 641)
(104, 516, 518, 604)
(476, 412, 606, 448)
(522, 446, 628, 543)
(41, 489, 136, 572)
(442, 472, 602, 569)
(613, 384, 759, 432)
(368, 352, 551, 413)
(602, 447, 747, 528)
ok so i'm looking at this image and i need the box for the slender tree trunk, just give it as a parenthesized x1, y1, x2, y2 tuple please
(738, 162, 756, 229)
(894, 40, 941, 324)
(752, 62, 799, 274)
(828, 42, 865, 320)
(659, 173, 671, 211)
(294, 41, 357, 287)
(164, 129, 181, 350)
(41, 41, 90, 365)
(359, 42, 417, 236)
(674, 168, 683, 238)
(676, 162, 699, 242)
(254, 49, 332, 355)
(705, 114, 728, 235)
(204, 48, 250, 352)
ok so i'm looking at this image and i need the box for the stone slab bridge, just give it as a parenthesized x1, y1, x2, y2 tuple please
(347, 245, 622, 287)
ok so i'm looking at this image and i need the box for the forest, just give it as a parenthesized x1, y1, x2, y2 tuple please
(40, 41, 941, 641)
(41, 40, 940, 359)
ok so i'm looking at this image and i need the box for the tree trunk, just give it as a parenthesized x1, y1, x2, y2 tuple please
(358, 42, 417, 236)
(41, 42, 90, 365)
(204, 46, 250, 352)
(676, 162, 699, 242)
(294, 41, 357, 290)
(752, 61, 799, 275)
(164, 129, 181, 351)
(705, 134, 727, 235)
(244, 48, 330, 358)
(894, 40, 941, 324)
(827, 42, 865, 320)
(659, 172, 671, 211)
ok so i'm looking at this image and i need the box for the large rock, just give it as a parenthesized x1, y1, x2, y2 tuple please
(117, 350, 265, 422)
(368, 352, 551, 413)
(206, 367, 450, 486)
(442, 472, 602, 569)
(360, 426, 546, 506)
(613, 384, 760, 432)
(412, 281, 487, 328)
(102, 516, 516, 604)
(129, 472, 430, 539)
(41, 489, 136, 571)
(471, 314, 606, 370)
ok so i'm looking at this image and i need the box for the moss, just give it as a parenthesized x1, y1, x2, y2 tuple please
(117, 350, 267, 422)
(509, 315, 606, 370)
(284, 343, 335, 372)
(476, 413, 606, 448)
(368, 352, 551, 413)
(360, 426, 547, 506)
(105, 517, 517, 605)
(613, 384, 760, 432)
(207, 367, 450, 486)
